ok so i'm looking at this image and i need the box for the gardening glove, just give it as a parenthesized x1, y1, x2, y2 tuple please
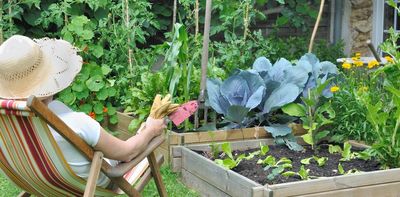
(149, 94, 180, 119)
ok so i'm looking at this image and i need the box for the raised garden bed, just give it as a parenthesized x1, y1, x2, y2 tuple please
(112, 113, 306, 169)
(172, 139, 400, 197)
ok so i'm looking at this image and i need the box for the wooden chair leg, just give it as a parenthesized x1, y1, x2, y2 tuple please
(84, 151, 103, 197)
(17, 191, 31, 197)
(147, 152, 167, 197)
(110, 177, 141, 197)
(136, 154, 164, 192)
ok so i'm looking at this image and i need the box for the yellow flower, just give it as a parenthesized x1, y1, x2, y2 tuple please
(360, 86, 368, 92)
(384, 56, 394, 63)
(355, 52, 361, 58)
(367, 60, 379, 69)
(354, 60, 364, 67)
(351, 57, 359, 61)
(330, 86, 339, 93)
(342, 62, 352, 69)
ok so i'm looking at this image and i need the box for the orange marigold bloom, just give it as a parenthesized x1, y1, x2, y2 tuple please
(367, 60, 379, 69)
(103, 107, 108, 113)
(384, 56, 394, 63)
(89, 112, 96, 119)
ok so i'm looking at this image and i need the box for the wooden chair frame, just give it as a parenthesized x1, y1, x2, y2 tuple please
(23, 96, 167, 197)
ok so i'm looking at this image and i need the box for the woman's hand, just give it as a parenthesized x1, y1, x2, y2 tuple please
(144, 117, 167, 137)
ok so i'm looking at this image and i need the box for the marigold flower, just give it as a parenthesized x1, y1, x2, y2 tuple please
(342, 62, 352, 69)
(89, 112, 96, 119)
(354, 60, 364, 67)
(355, 52, 361, 58)
(367, 60, 379, 69)
(103, 107, 108, 113)
(384, 56, 394, 63)
(330, 86, 339, 93)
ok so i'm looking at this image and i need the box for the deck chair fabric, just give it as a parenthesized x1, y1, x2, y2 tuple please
(0, 98, 166, 197)
(0, 99, 116, 196)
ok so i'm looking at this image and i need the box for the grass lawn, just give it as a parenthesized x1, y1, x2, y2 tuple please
(0, 165, 198, 197)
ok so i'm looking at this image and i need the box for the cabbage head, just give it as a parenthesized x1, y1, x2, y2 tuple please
(206, 70, 265, 125)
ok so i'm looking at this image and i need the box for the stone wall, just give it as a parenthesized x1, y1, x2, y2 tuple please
(349, 0, 373, 55)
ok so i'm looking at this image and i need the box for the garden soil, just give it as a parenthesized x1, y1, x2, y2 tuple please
(200, 144, 380, 185)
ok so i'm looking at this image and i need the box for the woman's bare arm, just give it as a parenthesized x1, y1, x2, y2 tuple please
(93, 117, 166, 161)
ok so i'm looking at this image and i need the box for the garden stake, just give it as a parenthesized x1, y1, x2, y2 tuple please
(308, 0, 325, 53)
(367, 40, 382, 63)
(195, 0, 212, 129)
(0, 0, 3, 44)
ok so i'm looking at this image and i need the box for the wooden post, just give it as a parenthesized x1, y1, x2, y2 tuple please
(172, 0, 177, 29)
(367, 40, 382, 62)
(308, 0, 325, 53)
(195, 0, 199, 37)
(195, 0, 212, 128)
(124, 0, 134, 75)
(0, 0, 3, 44)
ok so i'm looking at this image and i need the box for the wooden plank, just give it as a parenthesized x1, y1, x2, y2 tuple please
(115, 112, 134, 133)
(181, 168, 230, 197)
(154, 146, 169, 165)
(268, 168, 400, 196)
(182, 147, 261, 197)
(187, 138, 276, 152)
(300, 181, 400, 197)
(171, 158, 182, 173)
(252, 187, 266, 197)
(84, 151, 103, 197)
(171, 146, 183, 158)
(242, 127, 269, 139)
(168, 132, 182, 145)
(160, 139, 169, 149)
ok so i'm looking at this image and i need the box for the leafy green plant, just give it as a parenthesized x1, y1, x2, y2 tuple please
(328, 145, 342, 154)
(257, 156, 292, 180)
(282, 80, 336, 150)
(300, 156, 328, 167)
(337, 163, 362, 175)
(264, 125, 304, 151)
(215, 142, 247, 170)
(352, 27, 400, 167)
(282, 165, 314, 180)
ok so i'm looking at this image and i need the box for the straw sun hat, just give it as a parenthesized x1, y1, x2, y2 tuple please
(0, 35, 82, 99)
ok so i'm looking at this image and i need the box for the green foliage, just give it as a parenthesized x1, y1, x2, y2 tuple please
(282, 165, 313, 180)
(282, 81, 336, 150)
(215, 142, 247, 170)
(328, 145, 342, 154)
(257, 156, 292, 180)
(349, 28, 400, 168)
(300, 156, 328, 167)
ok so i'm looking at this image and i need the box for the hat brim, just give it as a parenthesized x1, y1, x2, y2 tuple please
(0, 38, 82, 99)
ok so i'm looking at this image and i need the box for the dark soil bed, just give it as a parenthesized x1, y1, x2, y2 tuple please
(199, 144, 381, 185)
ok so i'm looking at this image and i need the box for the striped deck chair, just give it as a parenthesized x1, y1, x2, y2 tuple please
(0, 96, 167, 197)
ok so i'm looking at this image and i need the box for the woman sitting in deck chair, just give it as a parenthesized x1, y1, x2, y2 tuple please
(0, 35, 167, 189)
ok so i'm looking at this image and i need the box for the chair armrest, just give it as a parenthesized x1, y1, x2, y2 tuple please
(103, 134, 165, 177)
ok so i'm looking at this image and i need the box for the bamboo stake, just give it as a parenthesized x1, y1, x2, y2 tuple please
(124, 0, 133, 75)
(0, 0, 3, 44)
(195, 0, 212, 128)
(195, 0, 199, 37)
(172, 0, 177, 29)
(308, 0, 325, 53)
(243, 2, 250, 40)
